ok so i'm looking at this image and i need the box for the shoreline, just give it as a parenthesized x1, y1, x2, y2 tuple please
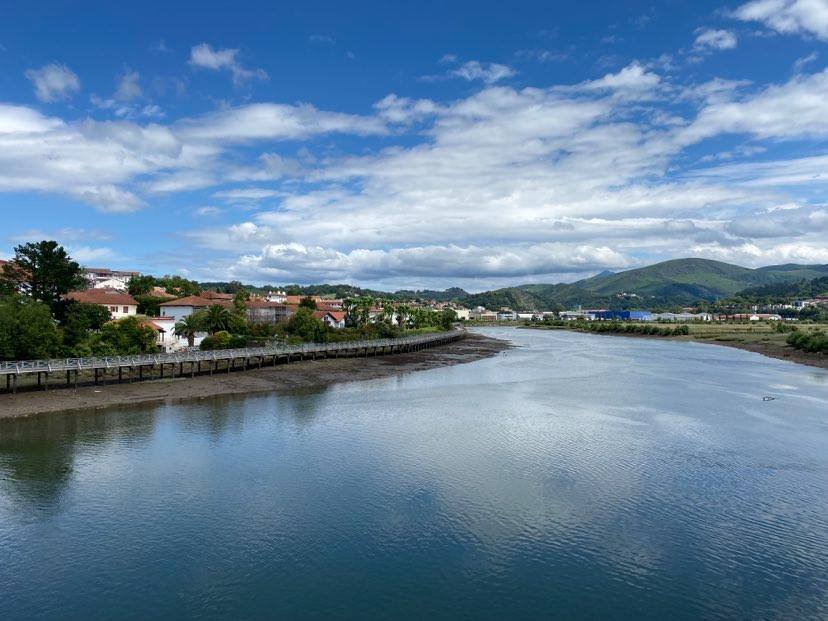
(522, 325, 828, 371)
(0, 332, 512, 419)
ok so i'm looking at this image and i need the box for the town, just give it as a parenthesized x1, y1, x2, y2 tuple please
(3, 242, 826, 363)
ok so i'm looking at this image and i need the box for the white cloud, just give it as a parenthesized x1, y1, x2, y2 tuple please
(213, 187, 283, 202)
(229, 242, 631, 283)
(5, 52, 828, 286)
(65, 245, 119, 264)
(177, 102, 386, 143)
(576, 62, 661, 94)
(115, 70, 142, 101)
(195, 206, 222, 217)
(450, 61, 516, 84)
(794, 51, 819, 72)
(24, 63, 81, 102)
(693, 28, 738, 51)
(188, 43, 268, 84)
(733, 0, 828, 40)
(680, 68, 828, 143)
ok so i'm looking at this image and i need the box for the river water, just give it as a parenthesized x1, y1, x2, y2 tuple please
(1, 328, 827, 620)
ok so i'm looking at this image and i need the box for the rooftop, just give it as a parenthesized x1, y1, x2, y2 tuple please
(66, 289, 138, 306)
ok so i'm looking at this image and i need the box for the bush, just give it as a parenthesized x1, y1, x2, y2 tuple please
(200, 331, 232, 350)
(787, 330, 828, 354)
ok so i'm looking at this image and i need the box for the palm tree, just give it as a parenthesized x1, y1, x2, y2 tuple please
(203, 304, 234, 334)
(174, 313, 204, 347)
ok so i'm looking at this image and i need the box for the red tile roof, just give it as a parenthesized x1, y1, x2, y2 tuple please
(313, 310, 347, 323)
(201, 290, 235, 300)
(159, 296, 231, 308)
(66, 289, 138, 306)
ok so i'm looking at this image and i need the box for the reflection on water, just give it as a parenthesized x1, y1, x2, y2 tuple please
(1, 328, 827, 620)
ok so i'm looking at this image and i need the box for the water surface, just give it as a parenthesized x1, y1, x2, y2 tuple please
(1, 328, 827, 619)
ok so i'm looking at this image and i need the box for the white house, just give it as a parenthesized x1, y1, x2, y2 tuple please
(314, 310, 347, 329)
(453, 308, 471, 321)
(144, 316, 205, 352)
(83, 268, 140, 291)
(65, 288, 138, 319)
(159, 295, 217, 321)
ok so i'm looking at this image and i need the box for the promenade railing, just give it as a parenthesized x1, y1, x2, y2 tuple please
(0, 329, 464, 377)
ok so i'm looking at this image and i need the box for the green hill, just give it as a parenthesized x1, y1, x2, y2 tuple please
(461, 258, 828, 310)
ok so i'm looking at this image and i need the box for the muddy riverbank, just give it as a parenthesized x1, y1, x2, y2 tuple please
(0, 332, 512, 419)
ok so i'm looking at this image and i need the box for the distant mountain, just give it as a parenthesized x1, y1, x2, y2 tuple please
(203, 259, 828, 311)
(461, 258, 828, 310)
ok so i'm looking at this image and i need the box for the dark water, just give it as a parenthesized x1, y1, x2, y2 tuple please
(1, 328, 827, 620)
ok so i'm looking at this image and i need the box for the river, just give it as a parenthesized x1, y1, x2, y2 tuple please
(1, 328, 827, 620)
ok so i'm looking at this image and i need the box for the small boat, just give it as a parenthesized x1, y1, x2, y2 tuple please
(762, 396, 775, 401)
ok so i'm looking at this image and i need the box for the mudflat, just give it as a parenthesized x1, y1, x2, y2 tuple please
(0, 332, 511, 419)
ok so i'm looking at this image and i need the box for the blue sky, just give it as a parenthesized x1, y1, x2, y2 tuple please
(1, 0, 827, 291)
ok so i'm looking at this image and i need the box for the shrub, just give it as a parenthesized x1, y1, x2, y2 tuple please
(200, 330, 232, 350)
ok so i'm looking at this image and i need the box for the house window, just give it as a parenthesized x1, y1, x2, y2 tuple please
(123, 306, 129, 314)
(110, 306, 117, 312)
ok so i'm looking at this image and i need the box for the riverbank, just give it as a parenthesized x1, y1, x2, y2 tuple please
(0, 332, 511, 419)
(523, 324, 828, 370)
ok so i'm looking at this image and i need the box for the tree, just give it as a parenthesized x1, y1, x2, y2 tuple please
(0, 296, 62, 360)
(128, 275, 156, 296)
(233, 290, 250, 317)
(135, 295, 165, 317)
(62, 302, 111, 352)
(1, 241, 84, 315)
(299, 296, 318, 310)
(202, 304, 234, 334)
(174, 312, 205, 347)
(94, 317, 157, 355)
(157, 275, 201, 297)
(284, 307, 328, 342)
(396, 304, 411, 330)
(439, 308, 457, 330)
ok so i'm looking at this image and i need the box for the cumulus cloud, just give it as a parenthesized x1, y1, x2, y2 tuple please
(733, 0, 828, 40)
(5, 48, 828, 286)
(188, 43, 268, 84)
(693, 28, 738, 51)
(24, 63, 81, 102)
(229, 242, 631, 283)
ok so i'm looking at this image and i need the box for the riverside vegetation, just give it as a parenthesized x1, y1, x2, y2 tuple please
(528, 317, 828, 365)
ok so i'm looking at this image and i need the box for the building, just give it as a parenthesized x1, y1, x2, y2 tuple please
(150, 286, 176, 299)
(283, 295, 344, 310)
(453, 308, 471, 321)
(559, 310, 597, 321)
(65, 288, 139, 319)
(158, 295, 224, 321)
(201, 290, 235, 301)
(246, 299, 293, 324)
(313, 310, 347, 329)
(651, 312, 712, 322)
(592, 310, 653, 321)
(83, 268, 140, 291)
(266, 290, 287, 303)
(469, 310, 498, 321)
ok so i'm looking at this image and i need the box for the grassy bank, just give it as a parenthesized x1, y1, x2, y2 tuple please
(522, 320, 828, 370)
